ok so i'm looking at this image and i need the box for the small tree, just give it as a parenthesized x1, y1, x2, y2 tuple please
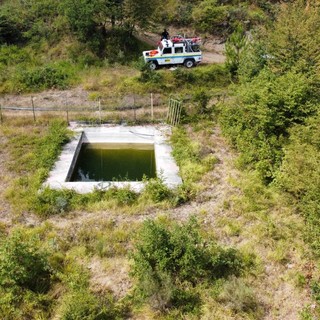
(225, 24, 247, 79)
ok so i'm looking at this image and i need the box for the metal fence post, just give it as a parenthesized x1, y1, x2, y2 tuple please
(98, 98, 102, 125)
(0, 103, 3, 124)
(31, 96, 36, 122)
(151, 93, 154, 121)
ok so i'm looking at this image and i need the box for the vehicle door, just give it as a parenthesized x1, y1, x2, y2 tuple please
(159, 47, 173, 65)
(172, 46, 185, 64)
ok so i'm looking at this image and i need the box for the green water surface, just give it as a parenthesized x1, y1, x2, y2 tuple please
(71, 143, 156, 182)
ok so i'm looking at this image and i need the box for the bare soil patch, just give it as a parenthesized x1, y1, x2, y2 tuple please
(1, 87, 94, 110)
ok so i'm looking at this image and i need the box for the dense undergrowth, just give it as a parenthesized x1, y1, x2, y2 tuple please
(218, 2, 320, 318)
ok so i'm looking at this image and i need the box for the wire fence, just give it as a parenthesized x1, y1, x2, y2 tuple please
(0, 93, 172, 125)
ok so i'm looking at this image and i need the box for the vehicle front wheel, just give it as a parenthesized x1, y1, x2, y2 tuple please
(184, 59, 195, 68)
(149, 61, 158, 70)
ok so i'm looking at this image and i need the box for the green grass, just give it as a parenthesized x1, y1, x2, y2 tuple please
(170, 124, 219, 203)
(4, 121, 72, 216)
(2, 117, 221, 217)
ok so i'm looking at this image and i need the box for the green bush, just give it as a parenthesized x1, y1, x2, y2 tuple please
(142, 176, 173, 203)
(33, 188, 77, 216)
(59, 290, 116, 320)
(219, 69, 317, 181)
(104, 185, 138, 206)
(16, 63, 73, 91)
(173, 67, 195, 86)
(192, 88, 211, 115)
(225, 24, 247, 78)
(192, 0, 229, 34)
(173, 64, 230, 89)
(0, 45, 31, 66)
(0, 229, 54, 319)
(275, 113, 320, 256)
(0, 13, 22, 44)
(138, 65, 164, 84)
(131, 217, 245, 311)
(0, 231, 52, 293)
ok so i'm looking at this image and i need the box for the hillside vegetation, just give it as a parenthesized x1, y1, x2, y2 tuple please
(1, 0, 273, 93)
(0, 0, 320, 319)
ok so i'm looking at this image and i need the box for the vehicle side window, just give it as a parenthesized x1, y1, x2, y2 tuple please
(174, 47, 183, 54)
(191, 45, 200, 52)
(163, 48, 172, 54)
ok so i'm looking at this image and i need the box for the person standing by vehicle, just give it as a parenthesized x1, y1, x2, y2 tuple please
(161, 29, 169, 40)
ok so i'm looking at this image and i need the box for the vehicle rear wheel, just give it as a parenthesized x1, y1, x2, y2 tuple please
(149, 61, 158, 70)
(184, 59, 195, 68)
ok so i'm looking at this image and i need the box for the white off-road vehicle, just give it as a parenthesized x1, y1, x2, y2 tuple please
(142, 36, 202, 70)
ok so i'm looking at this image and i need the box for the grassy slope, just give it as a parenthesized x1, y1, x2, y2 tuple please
(0, 106, 317, 319)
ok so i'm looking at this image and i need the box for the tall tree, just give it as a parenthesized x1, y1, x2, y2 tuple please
(123, 0, 158, 31)
(62, 0, 98, 42)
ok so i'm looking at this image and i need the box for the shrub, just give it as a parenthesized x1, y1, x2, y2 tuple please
(0, 229, 54, 319)
(219, 69, 317, 181)
(142, 176, 173, 203)
(0, 45, 31, 66)
(219, 277, 258, 313)
(192, 88, 211, 115)
(59, 290, 116, 320)
(104, 185, 138, 206)
(173, 64, 230, 89)
(192, 0, 228, 34)
(275, 113, 320, 256)
(0, 230, 52, 293)
(138, 65, 164, 84)
(173, 67, 195, 86)
(131, 217, 245, 311)
(225, 24, 247, 78)
(16, 62, 74, 91)
(33, 188, 77, 216)
(0, 14, 22, 44)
